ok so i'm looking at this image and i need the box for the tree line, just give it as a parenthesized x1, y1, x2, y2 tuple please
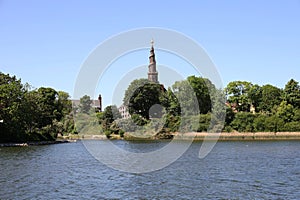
(0, 72, 75, 142)
(225, 79, 300, 132)
(2, 70, 300, 142)
(101, 76, 300, 137)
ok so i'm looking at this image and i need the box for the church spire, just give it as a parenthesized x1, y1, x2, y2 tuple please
(148, 39, 158, 83)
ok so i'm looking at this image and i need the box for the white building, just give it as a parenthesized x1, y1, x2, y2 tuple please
(118, 104, 130, 119)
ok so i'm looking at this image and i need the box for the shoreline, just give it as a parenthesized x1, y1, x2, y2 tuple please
(0, 139, 77, 147)
(1, 132, 300, 147)
(71, 132, 300, 141)
(173, 132, 300, 141)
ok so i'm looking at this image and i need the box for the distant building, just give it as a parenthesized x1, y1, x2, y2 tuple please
(119, 104, 130, 119)
(72, 94, 102, 112)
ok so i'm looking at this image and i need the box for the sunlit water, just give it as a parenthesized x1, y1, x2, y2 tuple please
(0, 140, 299, 199)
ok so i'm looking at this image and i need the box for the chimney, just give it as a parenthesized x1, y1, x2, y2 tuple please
(98, 94, 102, 112)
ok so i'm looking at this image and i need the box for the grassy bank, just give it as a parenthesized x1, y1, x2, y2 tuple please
(173, 132, 300, 141)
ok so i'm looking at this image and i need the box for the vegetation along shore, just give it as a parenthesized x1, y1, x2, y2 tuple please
(1, 71, 300, 143)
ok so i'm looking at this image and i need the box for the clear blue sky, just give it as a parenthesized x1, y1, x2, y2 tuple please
(1, 0, 300, 107)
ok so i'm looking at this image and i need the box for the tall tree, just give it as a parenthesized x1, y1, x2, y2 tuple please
(284, 79, 300, 108)
(57, 91, 72, 117)
(128, 82, 167, 120)
(79, 95, 92, 114)
(259, 84, 282, 113)
(226, 81, 253, 112)
(172, 79, 199, 116)
(248, 84, 262, 112)
(187, 76, 212, 114)
(0, 73, 26, 141)
(123, 78, 150, 107)
(36, 87, 58, 127)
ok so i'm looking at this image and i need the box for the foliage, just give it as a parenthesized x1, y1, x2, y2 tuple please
(0, 72, 74, 142)
(283, 79, 300, 108)
(258, 84, 282, 113)
(230, 112, 255, 132)
(79, 95, 93, 114)
(124, 79, 168, 120)
(187, 76, 212, 114)
(226, 81, 253, 112)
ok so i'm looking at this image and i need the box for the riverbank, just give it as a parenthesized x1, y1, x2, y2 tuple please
(0, 140, 77, 147)
(69, 132, 300, 141)
(173, 132, 300, 141)
(3, 132, 299, 147)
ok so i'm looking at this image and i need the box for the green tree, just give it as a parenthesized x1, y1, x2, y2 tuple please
(166, 87, 181, 116)
(187, 76, 212, 114)
(125, 80, 167, 120)
(0, 72, 26, 142)
(264, 115, 284, 132)
(230, 112, 255, 132)
(171, 80, 199, 116)
(248, 84, 262, 112)
(253, 114, 267, 132)
(57, 91, 72, 119)
(0, 72, 76, 142)
(79, 95, 92, 114)
(283, 79, 300, 108)
(276, 101, 294, 123)
(259, 84, 282, 113)
(226, 81, 253, 112)
(123, 78, 150, 107)
(101, 105, 121, 123)
(36, 87, 59, 127)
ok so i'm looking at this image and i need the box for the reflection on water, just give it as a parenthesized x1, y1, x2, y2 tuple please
(0, 141, 299, 199)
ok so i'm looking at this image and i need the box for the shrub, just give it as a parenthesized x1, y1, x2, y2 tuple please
(230, 112, 255, 132)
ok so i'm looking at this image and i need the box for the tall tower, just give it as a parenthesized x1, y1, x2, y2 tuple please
(148, 40, 159, 83)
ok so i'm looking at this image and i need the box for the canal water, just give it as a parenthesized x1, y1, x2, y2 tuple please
(0, 140, 299, 199)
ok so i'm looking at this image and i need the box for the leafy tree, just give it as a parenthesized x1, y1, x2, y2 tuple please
(283, 121, 300, 132)
(226, 81, 253, 112)
(253, 114, 267, 132)
(283, 79, 300, 108)
(248, 84, 262, 112)
(0, 73, 26, 141)
(230, 112, 255, 132)
(225, 106, 235, 126)
(166, 88, 181, 116)
(79, 95, 92, 114)
(264, 115, 284, 132)
(187, 76, 212, 114)
(96, 105, 122, 135)
(171, 80, 199, 116)
(57, 91, 72, 119)
(101, 105, 121, 123)
(259, 84, 282, 113)
(191, 114, 211, 132)
(276, 101, 294, 123)
(35, 87, 58, 127)
(293, 108, 300, 121)
(210, 88, 226, 132)
(123, 78, 150, 107)
(125, 80, 167, 120)
(0, 72, 75, 142)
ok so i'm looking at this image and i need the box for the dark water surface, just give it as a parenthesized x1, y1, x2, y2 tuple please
(0, 140, 299, 199)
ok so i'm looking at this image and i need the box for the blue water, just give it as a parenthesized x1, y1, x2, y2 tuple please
(0, 141, 299, 199)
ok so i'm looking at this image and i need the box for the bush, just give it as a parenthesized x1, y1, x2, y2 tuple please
(104, 130, 112, 138)
(253, 114, 267, 132)
(230, 112, 255, 132)
(224, 126, 233, 133)
(264, 115, 285, 132)
(283, 121, 300, 132)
